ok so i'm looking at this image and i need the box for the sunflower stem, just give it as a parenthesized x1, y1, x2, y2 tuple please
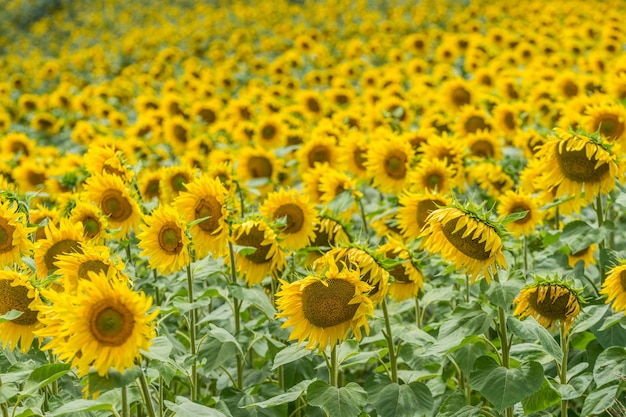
(138, 365, 156, 417)
(595, 194, 606, 283)
(465, 274, 470, 303)
(523, 235, 528, 275)
(227, 241, 245, 390)
(559, 325, 570, 416)
(121, 385, 130, 417)
(158, 377, 164, 417)
(0, 378, 8, 417)
(186, 264, 198, 401)
(415, 294, 422, 329)
(152, 269, 160, 306)
(381, 297, 398, 383)
(356, 195, 370, 238)
(329, 346, 339, 387)
(493, 271, 512, 417)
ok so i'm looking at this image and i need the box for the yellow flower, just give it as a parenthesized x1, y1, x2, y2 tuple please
(137, 204, 191, 276)
(259, 188, 319, 251)
(0, 132, 35, 159)
(175, 174, 230, 259)
(297, 134, 339, 175)
(497, 191, 544, 238)
(601, 264, 626, 314)
(397, 191, 450, 241)
(255, 115, 287, 149)
(464, 131, 503, 161)
(69, 199, 110, 244)
(83, 144, 133, 183)
(582, 102, 626, 143)
(37, 270, 158, 377)
(408, 158, 458, 195)
(84, 174, 142, 238)
(236, 146, 279, 191)
(365, 131, 413, 195)
(159, 165, 198, 204)
(514, 280, 582, 334)
(34, 219, 85, 279)
(440, 78, 473, 112)
(54, 245, 125, 294)
(275, 256, 373, 352)
(337, 130, 369, 179)
(377, 239, 424, 302)
(229, 219, 286, 286)
(455, 106, 491, 137)
(420, 206, 506, 283)
(567, 244, 598, 269)
(0, 270, 42, 353)
(0, 199, 35, 267)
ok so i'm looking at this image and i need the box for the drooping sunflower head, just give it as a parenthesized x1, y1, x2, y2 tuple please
(397, 191, 450, 241)
(275, 255, 374, 352)
(0, 269, 42, 353)
(514, 277, 583, 334)
(34, 218, 85, 279)
(377, 239, 424, 302)
(419, 201, 507, 283)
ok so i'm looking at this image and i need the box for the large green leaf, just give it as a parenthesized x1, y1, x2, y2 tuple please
(469, 356, 544, 411)
(141, 335, 173, 361)
(166, 397, 230, 417)
(593, 346, 626, 387)
(47, 400, 114, 416)
(243, 380, 313, 409)
(369, 381, 433, 417)
(437, 392, 482, 417)
(228, 285, 275, 318)
(581, 383, 619, 416)
(521, 378, 561, 414)
(507, 316, 562, 362)
(21, 363, 71, 396)
(306, 380, 367, 417)
(432, 302, 494, 354)
(86, 367, 142, 396)
(271, 343, 313, 370)
(483, 279, 524, 310)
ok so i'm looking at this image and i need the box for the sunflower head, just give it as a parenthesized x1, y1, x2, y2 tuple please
(600, 263, 626, 314)
(0, 270, 42, 353)
(514, 276, 583, 334)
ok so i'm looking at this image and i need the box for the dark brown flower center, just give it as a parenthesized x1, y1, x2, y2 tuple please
(511, 204, 531, 224)
(354, 148, 367, 170)
(528, 286, 576, 321)
(619, 270, 626, 292)
(274, 203, 305, 234)
(384, 151, 407, 179)
(307, 145, 331, 167)
(389, 263, 411, 283)
(81, 216, 101, 239)
(470, 140, 494, 158)
(571, 246, 589, 257)
(170, 173, 189, 193)
(441, 217, 491, 260)
(464, 115, 488, 134)
(306, 97, 321, 113)
(0, 280, 39, 326)
(416, 199, 445, 229)
(247, 156, 273, 178)
(144, 179, 160, 200)
(77, 260, 110, 280)
(236, 225, 272, 264)
(261, 125, 277, 140)
(595, 114, 624, 140)
(158, 223, 183, 254)
(90, 300, 135, 346)
(199, 108, 216, 124)
(44, 239, 83, 273)
(451, 86, 471, 107)
(101, 189, 133, 222)
(0, 218, 15, 254)
(194, 196, 222, 233)
(556, 142, 610, 183)
(302, 279, 358, 327)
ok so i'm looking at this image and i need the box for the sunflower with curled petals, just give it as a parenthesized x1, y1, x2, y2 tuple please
(275, 256, 373, 352)
(315, 246, 389, 306)
(137, 204, 191, 276)
(420, 203, 506, 284)
(175, 174, 230, 259)
(36, 270, 158, 377)
(84, 174, 142, 239)
(34, 219, 85, 279)
(514, 277, 582, 334)
(397, 191, 450, 241)
(534, 128, 624, 204)
(377, 239, 424, 302)
(601, 264, 626, 314)
(229, 219, 286, 286)
(0, 199, 35, 267)
(0, 270, 43, 353)
(259, 188, 319, 252)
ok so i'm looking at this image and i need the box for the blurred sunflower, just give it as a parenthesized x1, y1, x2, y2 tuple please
(137, 204, 191, 275)
(159, 165, 197, 204)
(397, 191, 450, 241)
(259, 188, 319, 251)
(297, 134, 339, 174)
(275, 255, 373, 352)
(298, 89, 326, 120)
(34, 219, 85, 279)
(175, 174, 229, 259)
(256, 115, 287, 149)
(455, 106, 491, 136)
(514, 278, 582, 333)
(468, 162, 515, 199)
(69, 199, 110, 244)
(138, 169, 162, 202)
(582, 102, 626, 143)
(12, 159, 48, 193)
(229, 219, 286, 286)
(440, 78, 473, 112)
(37, 271, 158, 377)
(601, 264, 626, 314)
(55, 244, 125, 293)
(465, 131, 503, 160)
(0, 199, 35, 267)
(409, 158, 457, 194)
(338, 131, 369, 179)
(31, 112, 63, 135)
(535, 128, 623, 204)
(0, 269, 42, 353)
(377, 239, 424, 302)
(84, 174, 142, 238)
(163, 115, 191, 154)
(567, 244, 598, 269)
(236, 146, 279, 190)
(83, 144, 133, 183)
(365, 132, 413, 195)
(420, 204, 506, 283)
(497, 190, 543, 237)
(1, 132, 35, 159)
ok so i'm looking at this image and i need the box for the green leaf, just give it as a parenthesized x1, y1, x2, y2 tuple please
(337, 339, 360, 365)
(198, 329, 240, 372)
(228, 285, 276, 319)
(171, 296, 212, 314)
(243, 379, 313, 409)
(507, 316, 562, 362)
(469, 356, 544, 411)
(432, 302, 494, 354)
(593, 346, 626, 387)
(141, 335, 173, 361)
(208, 325, 244, 356)
(21, 363, 71, 396)
(0, 384, 18, 402)
(484, 279, 524, 309)
(555, 373, 592, 400)
(452, 338, 488, 376)
(500, 210, 528, 225)
(307, 380, 367, 417)
(572, 305, 609, 334)
(369, 381, 433, 417)
(581, 383, 619, 416)
(437, 392, 482, 417)
(86, 367, 142, 396)
(0, 310, 23, 323)
(522, 377, 561, 414)
(271, 344, 313, 370)
(166, 396, 229, 417)
(560, 220, 600, 253)
(327, 190, 354, 215)
(48, 400, 114, 416)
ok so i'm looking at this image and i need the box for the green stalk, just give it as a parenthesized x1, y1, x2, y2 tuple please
(186, 264, 197, 401)
(329, 346, 339, 387)
(1, 378, 8, 417)
(121, 386, 130, 417)
(153, 269, 161, 306)
(138, 366, 156, 417)
(357, 195, 370, 237)
(559, 325, 570, 417)
(415, 295, 422, 329)
(228, 241, 244, 390)
(595, 194, 606, 283)
(493, 272, 512, 417)
(381, 297, 398, 383)
(158, 377, 164, 417)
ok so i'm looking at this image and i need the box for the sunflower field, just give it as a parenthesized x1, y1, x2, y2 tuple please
(3, 0, 626, 416)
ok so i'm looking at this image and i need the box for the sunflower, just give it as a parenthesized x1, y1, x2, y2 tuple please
(318, 169, 359, 221)
(163, 116, 191, 154)
(37, 270, 158, 377)
(1, 132, 35, 159)
(297, 134, 339, 175)
(397, 191, 450, 241)
(534, 128, 623, 204)
(84, 174, 142, 238)
(31, 112, 63, 135)
(235, 146, 279, 191)
(34, 219, 85, 279)
(54, 244, 125, 293)
(377, 239, 424, 302)
(567, 244, 598, 269)
(464, 131, 503, 160)
(497, 191, 544, 237)
(83, 144, 133, 183)
(338, 131, 369, 179)
(419, 134, 466, 173)
(137, 204, 191, 276)
(11, 159, 48, 193)
(275, 255, 373, 352)
(138, 169, 162, 202)
(0, 199, 35, 267)
(365, 132, 413, 195)
(455, 106, 491, 137)
(420, 205, 506, 283)
(229, 219, 286, 286)
(514, 279, 582, 334)
(69, 199, 110, 244)
(259, 188, 319, 251)
(175, 174, 229, 259)
(408, 158, 458, 194)
(0, 270, 42, 353)
(159, 165, 198, 204)
(298, 89, 326, 120)
(255, 115, 287, 149)
(582, 102, 626, 143)
(492, 102, 526, 137)
(601, 264, 626, 314)
(440, 78, 473, 112)
(316, 247, 389, 306)
(468, 162, 515, 199)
